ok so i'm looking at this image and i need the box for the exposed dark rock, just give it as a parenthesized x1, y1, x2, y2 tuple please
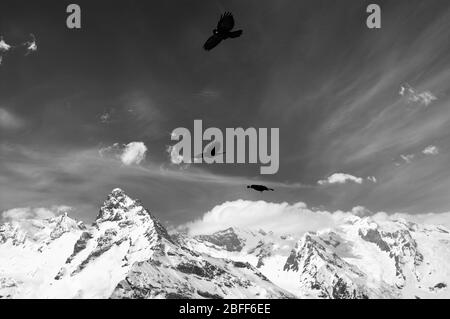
(197, 290, 223, 299)
(232, 261, 249, 268)
(359, 228, 390, 252)
(284, 250, 299, 271)
(433, 283, 447, 290)
(66, 231, 93, 264)
(196, 228, 244, 252)
(166, 292, 191, 299)
(176, 261, 225, 280)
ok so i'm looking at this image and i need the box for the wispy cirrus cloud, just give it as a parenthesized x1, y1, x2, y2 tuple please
(196, 88, 221, 100)
(0, 144, 307, 223)
(307, 6, 450, 177)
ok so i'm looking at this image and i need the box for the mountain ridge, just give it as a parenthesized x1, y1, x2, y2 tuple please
(0, 188, 293, 299)
(1, 188, 449, 299)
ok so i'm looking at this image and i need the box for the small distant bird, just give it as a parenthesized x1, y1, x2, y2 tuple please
(203, 12, 243, 51)
(247, 185, 274, 193)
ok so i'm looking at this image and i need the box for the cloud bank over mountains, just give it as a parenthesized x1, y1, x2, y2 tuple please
(2, 205, 71, 222)
(182, 199, 450, 236)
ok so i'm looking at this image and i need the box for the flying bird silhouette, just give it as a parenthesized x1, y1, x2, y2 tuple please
(203, 12, 243, 51)
(247, 185, 274, 193)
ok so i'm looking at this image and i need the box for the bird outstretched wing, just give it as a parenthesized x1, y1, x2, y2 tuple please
(217, 12, 235, 32)
(203, 34, 222, 51)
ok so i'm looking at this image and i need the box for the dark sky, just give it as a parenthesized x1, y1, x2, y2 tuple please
(1, 0, 450, 226)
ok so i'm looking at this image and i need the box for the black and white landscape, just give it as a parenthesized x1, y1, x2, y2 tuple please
(1, 1, 450, 299)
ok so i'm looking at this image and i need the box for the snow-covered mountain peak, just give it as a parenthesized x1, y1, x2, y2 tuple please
(283, 231, 383, 298)
(94, 188, 171, 241)
(49, 213, 85, 240)
(96, 188, 139, 221)
(8, 189, 291, 299)
(195, 227, 248, 252)
(0, 213, 84, 247)
(2, 191, 449, 299)
(0, 223, 27, 246)
(180, 216, 450, 299)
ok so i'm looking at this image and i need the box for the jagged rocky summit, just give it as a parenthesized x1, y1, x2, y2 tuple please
(1, 188, 449, 299)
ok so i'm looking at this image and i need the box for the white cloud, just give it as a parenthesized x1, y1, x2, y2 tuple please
(416, 91, 437, 106)
(0, 108, 25, 130)
(182, 200, 450, 236)
(99, 143, 119, 156)
(400, 154, 415, 164)
(0, 36, 11, 53)
(2, 205, 71, 222)
(99, 141, 148, 166)
(351, 206, 373, 217)
(0, 36, 11, 66)
(166, 145, 184, 165)
(399, 84, 437, 107)
(183, 200, 350, 236)
(422, 145, 439, 156)
(318, 173, 363, 185)
(372, 211, 450, 230)
(167, 130, 195, 167)
(120, 142, 147, 165)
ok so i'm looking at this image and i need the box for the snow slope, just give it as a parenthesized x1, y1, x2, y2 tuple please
(183, 216, 450, 298)
(0, 189, 293, 299)
(1, 189, 449, 299)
